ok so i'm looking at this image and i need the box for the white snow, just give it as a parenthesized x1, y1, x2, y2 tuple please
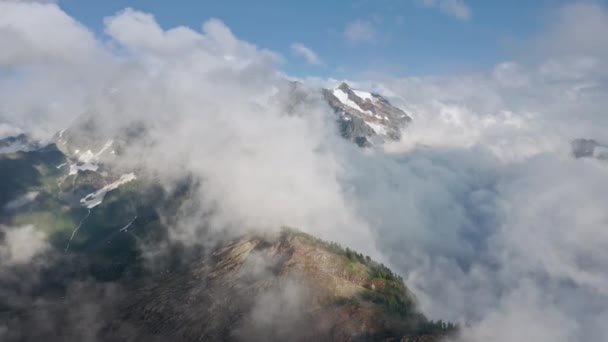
(68, 140, 114, 176)
(353, 90, 378, 103)
(77, 140, 113, 163)
(78, 150, 95, 163)
(120, 216, 138, 232)
(96, 140, 114, 157)
(69, 162, 98, 176)
(333, 88, 373, 115)
(80, 173, 137, 209)
(366, 122, 388, 135)
(65, 209, 90, 252)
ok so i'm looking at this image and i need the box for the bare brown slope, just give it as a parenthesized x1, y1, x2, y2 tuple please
(104, 229, 455, 341)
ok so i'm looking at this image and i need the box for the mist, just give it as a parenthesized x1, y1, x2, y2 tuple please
(1, 1, 608, 341)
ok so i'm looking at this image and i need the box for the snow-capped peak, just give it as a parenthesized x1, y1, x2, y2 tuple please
(332, 87, 374, 115)
(323, 82, 411, 146)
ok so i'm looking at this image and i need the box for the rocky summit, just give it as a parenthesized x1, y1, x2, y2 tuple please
(323, 83, 411, 147)
(106, 229, 455, 341)
(571, 138, 608, 161)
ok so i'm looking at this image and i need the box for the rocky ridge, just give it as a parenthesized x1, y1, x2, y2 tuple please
(323, 82, 411, 147)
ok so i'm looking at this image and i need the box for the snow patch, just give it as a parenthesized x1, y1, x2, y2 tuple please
(78, 150, 95, 163)
(80, 173, 137, 209)
(120, 216, 138, 232)
(77, 140, 113, 163)
(333, 88, 373, 115)
(68, 140, 114, 176)
(69, 162, 98, 176)
(353, 90, 378, 103)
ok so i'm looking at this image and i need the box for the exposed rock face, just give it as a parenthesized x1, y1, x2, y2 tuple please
(571, 138, 608, 160)
(323, 83, 411, 146)
(0, 84, 454, 341)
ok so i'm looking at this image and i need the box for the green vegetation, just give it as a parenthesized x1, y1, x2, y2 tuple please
(361, 282, 413, 317)
(282, 227, 459, 336)
(13, 209, 78, 240)
(0, 145, 169, 282)
(281, 228, 402, 280)
(0, 149, 63, 206)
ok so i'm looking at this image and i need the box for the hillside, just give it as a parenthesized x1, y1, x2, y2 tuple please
(0, 141, 456, 341)
(106, 229, 455, 341)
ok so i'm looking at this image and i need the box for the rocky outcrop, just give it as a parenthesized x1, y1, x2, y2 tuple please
(323, 83, 411, 146)
(107, 229, 454, 341)
(0, 141, 457, 341)
(571, 138, 608, 160)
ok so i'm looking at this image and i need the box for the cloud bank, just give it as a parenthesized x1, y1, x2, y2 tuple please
(0, 1, 608, 341)
(290, 42, 322, 65)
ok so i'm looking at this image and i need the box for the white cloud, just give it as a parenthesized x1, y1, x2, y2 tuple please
(493, 62, 529, 88)
(532, 3, 608, 63)
(0, 225, 49, 266)
(343, 19, 377, 45)
(416, 0, 472, 21)
(290, 42, 322, 65)
(0, 0, 57, 2)
(0, 1, 102, 66)
(1, 1, 608, 341)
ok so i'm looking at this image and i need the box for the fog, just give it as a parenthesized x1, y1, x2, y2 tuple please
(1, 1, 608, 341)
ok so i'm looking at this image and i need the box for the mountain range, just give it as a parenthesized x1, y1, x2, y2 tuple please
(0, 84, 457, 341)
(2, 79, 606, 341)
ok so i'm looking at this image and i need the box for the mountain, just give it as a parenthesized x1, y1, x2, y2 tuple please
(0, 137, 456, 341)
(106, 229, 455, 341)
(571, 138, 608, 161)
(323, 83, 411, 147)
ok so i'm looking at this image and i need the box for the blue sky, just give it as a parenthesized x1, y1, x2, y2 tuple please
(58, 0, 574, 78)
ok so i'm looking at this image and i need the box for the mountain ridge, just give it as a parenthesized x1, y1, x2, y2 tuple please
(323, 82, 411, 147)
(0, 140, 456, 341)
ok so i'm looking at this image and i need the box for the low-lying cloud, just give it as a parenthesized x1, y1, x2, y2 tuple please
(1, 1, 608, 341)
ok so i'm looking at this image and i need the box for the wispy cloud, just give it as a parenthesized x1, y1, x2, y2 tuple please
(290, 42, 322, 65)
(416, 0, 472, 21)
(343, 19, 377, 45)
(2, 1, 608, 341)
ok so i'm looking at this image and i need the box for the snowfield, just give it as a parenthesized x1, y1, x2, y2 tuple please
(80, 173, 137, 209)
